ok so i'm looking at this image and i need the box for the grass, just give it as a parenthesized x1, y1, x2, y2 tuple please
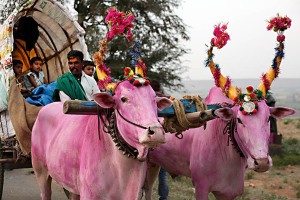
(272, 138, 300, 166)
(283, 118, 293, 125)
(145, 174, 291, 200)
(246, 171, 254, 180)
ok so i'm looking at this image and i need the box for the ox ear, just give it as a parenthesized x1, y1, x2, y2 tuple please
(214, 107, 234, 121)
(156, 97, 172, 111)
(270, 107, 296, 119)
(93, 92, 116, 108)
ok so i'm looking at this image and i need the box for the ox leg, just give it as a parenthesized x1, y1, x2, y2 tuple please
(143, 163, 160, 200)
(213, 191, 243, 200)
(213, 191, 238, 200)
(68, 192, 80, 200)
(34, 172, 52, 200)
(193, 181, 210, 200)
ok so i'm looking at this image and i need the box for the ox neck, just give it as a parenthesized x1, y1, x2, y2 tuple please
(223, 118, 245, 158)
(98, 109, 138, 159)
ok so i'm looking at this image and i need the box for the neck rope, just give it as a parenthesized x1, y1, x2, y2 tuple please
(98, 108, 157, 159)
(223, 118, 245, 157)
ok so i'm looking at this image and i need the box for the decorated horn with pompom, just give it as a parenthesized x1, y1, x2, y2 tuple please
(93, 7, 150, 93)
(257, 14, 291, 96)
(205, 14, 291, 101)
(205, 23, 240, 100)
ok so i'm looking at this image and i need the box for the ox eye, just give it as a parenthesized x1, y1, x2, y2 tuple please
(121, 97, 127, 103)
(237, 118, 243, 125)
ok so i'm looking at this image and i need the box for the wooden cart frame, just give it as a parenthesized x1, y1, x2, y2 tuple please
(0, 0, 89, 198)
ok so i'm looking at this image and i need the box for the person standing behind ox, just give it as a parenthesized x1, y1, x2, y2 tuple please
(25, 57, 48, 89)
(150, 80, 169, 200)
(52, 50, 100, 102)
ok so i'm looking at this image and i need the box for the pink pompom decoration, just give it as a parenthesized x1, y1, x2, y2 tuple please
(211, 23, 230, 49)
(105, 7, 135, 41)
(277, 35, 285, 42)
(267, 14, 291, 32)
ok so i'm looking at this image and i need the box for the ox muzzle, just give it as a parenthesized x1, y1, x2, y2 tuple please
(254, 158, 270, 172)
(139, 124, 166, 148)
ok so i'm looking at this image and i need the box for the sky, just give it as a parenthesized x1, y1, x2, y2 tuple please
(176, 0, 300, 80)
(1, 0, 299, 81)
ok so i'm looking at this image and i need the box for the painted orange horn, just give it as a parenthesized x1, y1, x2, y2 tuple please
(206, 23, 240, 100)
(258, 14, 291, 97)
(257, 40, 284, 97)
(93, 39, 116, 91)
(207, 47, 240, 100)
(93, 7, 136, 92)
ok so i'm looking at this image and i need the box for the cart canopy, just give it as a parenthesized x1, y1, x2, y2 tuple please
(0, 0, 89, 94)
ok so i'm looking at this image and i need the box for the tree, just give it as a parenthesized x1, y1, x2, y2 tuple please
(73, 0, 189, 89)
(0, 0, 189, 89)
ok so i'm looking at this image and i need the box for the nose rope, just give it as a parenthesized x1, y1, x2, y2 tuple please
(116, 109, 157, 134)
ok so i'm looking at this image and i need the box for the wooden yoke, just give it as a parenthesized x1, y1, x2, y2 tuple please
(63, 100, 222, 128)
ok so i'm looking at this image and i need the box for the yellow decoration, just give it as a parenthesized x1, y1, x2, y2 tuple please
(135, 66, 144, 77)
(96, 67, 107, 81)
(105, 82, 117, 92)
(129, 70, 134, 76)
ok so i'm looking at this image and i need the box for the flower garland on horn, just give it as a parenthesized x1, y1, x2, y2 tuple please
(258, 14, 292, 96)
(204, 23, 239, 100)
(204, 14, 291, 115)
(93, 7, 150, 93)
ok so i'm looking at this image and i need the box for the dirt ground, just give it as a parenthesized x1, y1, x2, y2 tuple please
(243, 118, 300, 199)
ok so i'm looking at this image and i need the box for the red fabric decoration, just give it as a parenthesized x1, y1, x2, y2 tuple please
(261, 74, 271, 91)
(249, 93, 256, 99)
(233, 96, 238, 103)
(132, 80, 141, 86)
(124, 67, 131, 74)
(144, 80, 150, 85)
(242, 110, 247, 115)
(213, 68, 221, 87)
(246, 86, 254, 93)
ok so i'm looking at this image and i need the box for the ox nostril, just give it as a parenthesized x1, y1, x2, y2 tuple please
(254, 160, 258, 166)
(148, 127, 155, 135)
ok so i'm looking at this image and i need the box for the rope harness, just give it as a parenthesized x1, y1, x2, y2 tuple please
(163, 95, 207, 139)
(97, 107, 158, 159)
(223, 118, 245, 157)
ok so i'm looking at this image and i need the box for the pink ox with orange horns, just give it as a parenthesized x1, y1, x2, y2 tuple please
(145, 14, 295, 200)
(31, 8, 172, 200)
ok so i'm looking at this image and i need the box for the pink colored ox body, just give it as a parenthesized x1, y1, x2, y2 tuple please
(31, 81, 172, 200)
(145, 87, 295, 200)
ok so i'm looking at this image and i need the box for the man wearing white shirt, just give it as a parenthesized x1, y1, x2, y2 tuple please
(52, 50, 100, 102)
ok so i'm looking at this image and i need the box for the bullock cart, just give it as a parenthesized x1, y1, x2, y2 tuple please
(0, 2, 221, 199)
(0, 0, 89, 198)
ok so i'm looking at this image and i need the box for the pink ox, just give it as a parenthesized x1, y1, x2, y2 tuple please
(31, 81, 172, 200)
(145, 86, 295, 200)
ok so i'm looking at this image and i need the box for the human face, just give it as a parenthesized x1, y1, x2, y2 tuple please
(83, 65, 95, 77)
(68, 57, 83, 76)
(13, 63, 23, 76)
(31, 60, 43, 73)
